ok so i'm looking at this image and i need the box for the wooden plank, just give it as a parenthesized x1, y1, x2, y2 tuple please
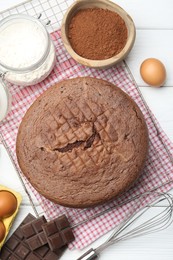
(126, 30, 173, 86)
(113, 0, 173, 29)
(139, 86, 173, 142)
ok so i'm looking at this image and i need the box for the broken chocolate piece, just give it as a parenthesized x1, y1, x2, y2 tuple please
(42, 215, 75, 251)
(21, 216, 47, 250)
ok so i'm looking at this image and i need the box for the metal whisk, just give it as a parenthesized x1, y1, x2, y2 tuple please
(77, 191, 173, 260)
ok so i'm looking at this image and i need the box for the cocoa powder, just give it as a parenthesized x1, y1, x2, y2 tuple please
(68, 8, 128, 60)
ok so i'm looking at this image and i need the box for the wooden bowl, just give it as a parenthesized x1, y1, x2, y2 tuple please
(61, 0, 136, 69)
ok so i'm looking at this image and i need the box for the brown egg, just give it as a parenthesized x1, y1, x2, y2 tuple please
(0, 191, 17, 218)
(140, 58, 166, 87)
(0, 220, 6, 242)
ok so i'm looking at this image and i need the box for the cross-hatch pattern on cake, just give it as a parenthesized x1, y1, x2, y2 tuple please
(16, 77, 148, 208)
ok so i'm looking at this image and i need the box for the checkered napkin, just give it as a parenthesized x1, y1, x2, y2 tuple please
(1, 30, 173, 250)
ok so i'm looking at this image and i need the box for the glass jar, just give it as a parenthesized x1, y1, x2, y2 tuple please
(0, 14, 56, 86)
(0, 14, 56, 121)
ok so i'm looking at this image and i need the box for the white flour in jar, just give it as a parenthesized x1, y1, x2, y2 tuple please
(0, 20, 47, 69)
(5, 41, 56, 86)
(0, 16, 56, 86)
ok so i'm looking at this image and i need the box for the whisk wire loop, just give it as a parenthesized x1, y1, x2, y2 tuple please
(95, 192, 173, 255)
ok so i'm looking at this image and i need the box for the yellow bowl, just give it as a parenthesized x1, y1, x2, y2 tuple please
(61, 0, 136, 69)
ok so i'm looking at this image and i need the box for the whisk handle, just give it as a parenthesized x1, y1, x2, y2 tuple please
(76, 248, 98, 260)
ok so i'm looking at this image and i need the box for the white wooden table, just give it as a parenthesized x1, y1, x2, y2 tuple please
(0, 1, 173, 259)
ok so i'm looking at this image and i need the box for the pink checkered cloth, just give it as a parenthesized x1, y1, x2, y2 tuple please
(1, 30, 173, 250)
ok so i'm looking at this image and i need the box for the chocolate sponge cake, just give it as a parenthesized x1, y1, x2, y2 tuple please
(16, 77, 148, 208)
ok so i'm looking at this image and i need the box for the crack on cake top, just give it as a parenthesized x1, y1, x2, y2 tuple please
(40, 124, 100, 153)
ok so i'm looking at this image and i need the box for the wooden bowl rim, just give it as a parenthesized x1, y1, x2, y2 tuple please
(61, 0, 136, 68)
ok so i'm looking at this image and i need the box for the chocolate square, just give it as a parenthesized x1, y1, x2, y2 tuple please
(15, 243, 30, 257)
(48, 233, 64, 251)
(6, 236, 20, 250)
(61, 227, 75, 244)
(33, 217, 46, 233)
(26, 236, 42, 251)
(21, 223, 35, 238)
(15, 227, 25, 240)
(42, 221, 57, 236)
(34, 246, 49, 257)
(55, 215, 70, 230)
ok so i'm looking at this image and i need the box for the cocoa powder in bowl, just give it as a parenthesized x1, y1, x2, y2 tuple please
(68, 8, 128, 60)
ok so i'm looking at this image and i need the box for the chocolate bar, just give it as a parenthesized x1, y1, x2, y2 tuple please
(42, 215, 75, 251)
(21, 216, 47, 250)
(0, 214, 66, 260)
